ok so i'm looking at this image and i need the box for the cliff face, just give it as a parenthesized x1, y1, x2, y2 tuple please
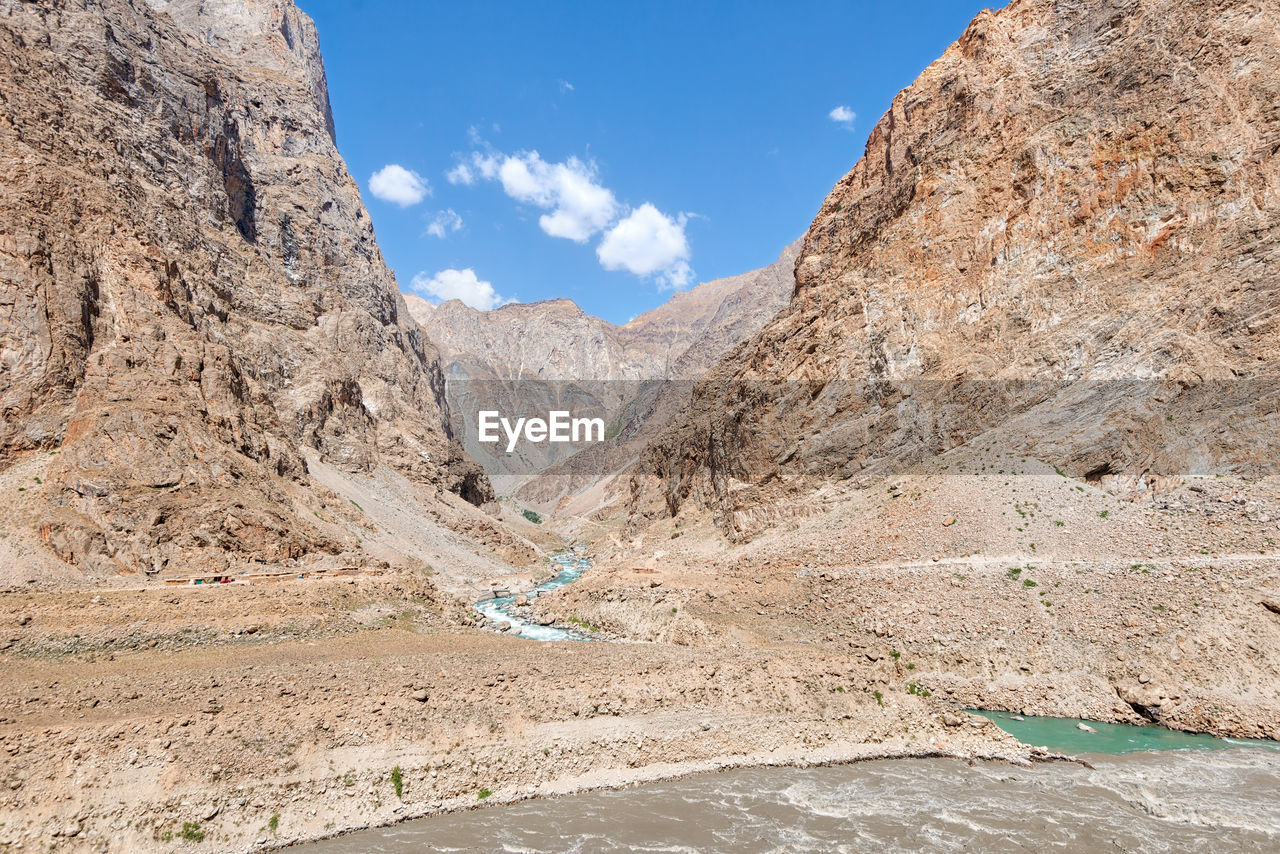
(632, 0, 1280, 537)
(410, 242, 800, 498)
(0, 0, 488, 575)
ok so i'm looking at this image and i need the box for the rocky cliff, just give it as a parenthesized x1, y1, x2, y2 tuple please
(0, 0, 489, 576)
(632, 0, 1280, 538)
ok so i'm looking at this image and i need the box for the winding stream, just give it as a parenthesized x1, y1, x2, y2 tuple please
(473, 545, 592, 641)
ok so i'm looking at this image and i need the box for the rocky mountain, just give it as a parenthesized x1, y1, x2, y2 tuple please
(410, 240, 800, 498)
(0, 0, 490, 577)
(619, 238, 802, 379)
(631, 0, 1280, 539)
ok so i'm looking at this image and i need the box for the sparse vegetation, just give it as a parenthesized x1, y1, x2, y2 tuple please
(391, 765, 403, 798)
(478, 788, 493, 800)
(872, 690, 884, 707)
(180, 821, 204, 842)
(268, 813, 280, 834)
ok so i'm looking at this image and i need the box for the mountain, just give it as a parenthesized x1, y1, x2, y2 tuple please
(631, 0, 1280, 539)
(410, 240, 800, 499)
(0, 0, 491, 578)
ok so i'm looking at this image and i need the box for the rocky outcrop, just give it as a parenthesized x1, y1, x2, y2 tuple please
(412, 241, 800, 498)
(632, 0, 1280, 538)
(0, 0, 489, 575)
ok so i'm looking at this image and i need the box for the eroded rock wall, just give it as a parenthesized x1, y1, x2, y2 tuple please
(0, 0, 489, 574)
(632, 0, 1280, 538)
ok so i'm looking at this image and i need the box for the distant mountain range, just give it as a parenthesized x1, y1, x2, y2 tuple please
(405, 240, 800, 501)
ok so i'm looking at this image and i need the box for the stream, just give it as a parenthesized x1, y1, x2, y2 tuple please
(473, 545, 592, 641)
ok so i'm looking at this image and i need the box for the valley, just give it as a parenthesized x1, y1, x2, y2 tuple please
(1, 0, 1278, 851)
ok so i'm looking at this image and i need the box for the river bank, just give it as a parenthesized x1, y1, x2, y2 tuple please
(3, 470, 1279, 852)
(0, 567, 1025, 853)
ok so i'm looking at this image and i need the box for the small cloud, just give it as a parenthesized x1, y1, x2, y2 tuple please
(558, 79, 575, 93)
(409, 268, 513, 311)
(828, 105, 856, 130)
(597, 203, 693, 290)
(425, 209, 464, 239)
(368, 164, 430, 207)
(446, 152, 500, 186)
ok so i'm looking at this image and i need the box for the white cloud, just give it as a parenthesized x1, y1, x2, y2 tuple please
(449, 140, 695, 288)
(495, 152, 619, 242)
(597, 203, 693, 289)
(409, 268, 513, 311)
(445, 152, 500, 186)
(368, 164, 430, 207)
(425, 208, 464, 239)
(559, 79, 575, 93)
(828, 105, 856, 129)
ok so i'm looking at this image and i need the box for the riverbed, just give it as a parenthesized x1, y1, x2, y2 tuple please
(329, 551, 1280, 852)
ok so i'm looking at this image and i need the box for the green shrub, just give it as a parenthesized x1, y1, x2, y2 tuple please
(391, 765, 403, 798)
(522, 509, 542, 524)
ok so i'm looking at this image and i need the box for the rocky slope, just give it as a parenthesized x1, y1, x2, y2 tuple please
(632, 0, 1280, 539)
(0, 0, 490, 578)
(411, 241, 800, 498)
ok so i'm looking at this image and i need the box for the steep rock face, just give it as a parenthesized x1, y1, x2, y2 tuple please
(632, 0, 1280, 538)
(411, 241, 800, 497)
(0, 0, 488, 574)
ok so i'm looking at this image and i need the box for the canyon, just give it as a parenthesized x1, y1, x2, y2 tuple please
(0, 0, 1278, 851)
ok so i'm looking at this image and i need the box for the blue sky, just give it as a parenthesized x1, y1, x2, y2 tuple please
(299, 1, 997, 324)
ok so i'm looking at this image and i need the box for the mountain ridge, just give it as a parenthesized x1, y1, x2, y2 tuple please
(407, 239, 801, 499)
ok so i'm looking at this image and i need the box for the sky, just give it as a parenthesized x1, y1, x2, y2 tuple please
(298, 0, 998, 324)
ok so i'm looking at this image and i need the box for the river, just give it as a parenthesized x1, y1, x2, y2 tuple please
(422, 551, 1280, 852)
(297, 744, 1280, 852)
(472, 545, 593, 641)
